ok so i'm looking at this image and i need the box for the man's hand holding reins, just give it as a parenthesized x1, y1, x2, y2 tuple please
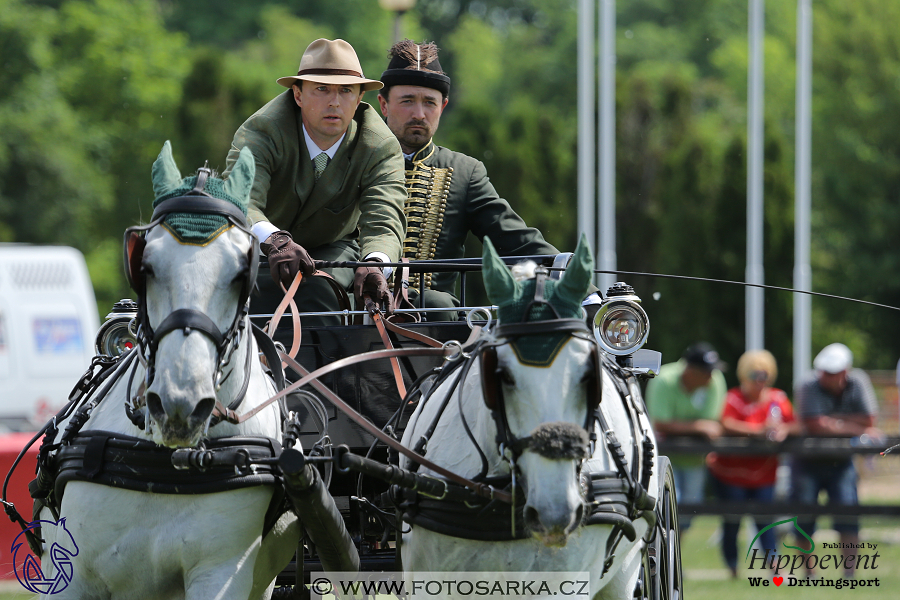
(260, 230, 315, 288)
(354, 260, 393, 315)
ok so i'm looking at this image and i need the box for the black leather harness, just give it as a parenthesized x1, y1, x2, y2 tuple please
(393, 277, 657, 574)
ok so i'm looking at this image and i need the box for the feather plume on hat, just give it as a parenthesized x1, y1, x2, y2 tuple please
(390, 40, 444, 74)
(381, 39, 451, 95)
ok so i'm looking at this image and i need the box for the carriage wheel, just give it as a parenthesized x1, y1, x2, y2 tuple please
(636, 456, 683, 600)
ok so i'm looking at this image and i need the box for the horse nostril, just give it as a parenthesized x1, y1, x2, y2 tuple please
(524, 505, 541, 531)
(573, 502, 585, 527)
(189, 397, 216, 426)
(146, 392, 165, 421)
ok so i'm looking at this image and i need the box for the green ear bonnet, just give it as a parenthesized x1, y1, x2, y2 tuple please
(150, 141, 253, 244)
(482, 234, 594, 366)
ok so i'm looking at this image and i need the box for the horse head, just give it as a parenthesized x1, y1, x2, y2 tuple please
(135, 141, 257, 447)
(481, 234, 596, 547)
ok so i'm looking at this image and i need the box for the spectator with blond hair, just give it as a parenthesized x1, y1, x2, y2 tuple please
(707, 349, 801, 577)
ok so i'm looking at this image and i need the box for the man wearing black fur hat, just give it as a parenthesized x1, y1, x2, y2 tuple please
(379, 40, 598, 321)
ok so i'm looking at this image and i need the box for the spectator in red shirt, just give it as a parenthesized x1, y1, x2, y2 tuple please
(707, 349, 801, 577)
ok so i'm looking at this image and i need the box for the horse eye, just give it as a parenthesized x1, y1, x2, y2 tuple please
(499, 368, 515, 386)
(141, 263, 155, 277)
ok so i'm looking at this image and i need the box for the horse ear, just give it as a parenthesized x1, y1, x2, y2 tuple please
(223, 146, 255, 211)
(151, 141, 183, 198)
(556, 233, 595, 302)
(482, 237, 519, 304)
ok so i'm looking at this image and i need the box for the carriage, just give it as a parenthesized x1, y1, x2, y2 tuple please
(7, 148, 683, 600)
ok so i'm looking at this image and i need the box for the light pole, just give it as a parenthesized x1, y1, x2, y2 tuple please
(379, 0, 417, 43)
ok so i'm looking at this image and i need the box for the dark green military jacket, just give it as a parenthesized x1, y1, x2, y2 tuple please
(403, 140, 558, 296)
(224, 91, 406, 260)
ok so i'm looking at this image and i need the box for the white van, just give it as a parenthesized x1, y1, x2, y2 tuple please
(0, 245, 99, 431)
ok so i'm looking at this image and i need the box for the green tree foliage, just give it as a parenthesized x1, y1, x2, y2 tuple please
(0, 0, 189, 311)
(808, 0, 900, 368)
(3, 0, 899, 377)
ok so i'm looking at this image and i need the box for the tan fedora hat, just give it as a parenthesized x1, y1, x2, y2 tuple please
(277, 38, 383, 92)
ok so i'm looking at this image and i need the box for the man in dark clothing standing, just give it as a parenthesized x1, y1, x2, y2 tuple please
(792, 342, 882, 577)
(378, 40, 600, 320)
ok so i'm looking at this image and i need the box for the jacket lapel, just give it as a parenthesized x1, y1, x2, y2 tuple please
(294, 110, 315, 208)
(294, 116, 357, 225)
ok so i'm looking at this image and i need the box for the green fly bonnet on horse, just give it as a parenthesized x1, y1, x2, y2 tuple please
(482, 234, 594, 367)
(150, 141, 254, 244)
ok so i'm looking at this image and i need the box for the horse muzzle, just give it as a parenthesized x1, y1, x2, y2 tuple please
(524, 498, 586, 547)
(146, 391, 216, 447)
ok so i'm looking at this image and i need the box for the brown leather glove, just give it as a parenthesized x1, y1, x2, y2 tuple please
(354, 260, 393, 315)
(260, 230, 315, 288)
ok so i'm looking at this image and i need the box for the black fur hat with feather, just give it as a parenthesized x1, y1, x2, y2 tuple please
(380, 40, 451, 96)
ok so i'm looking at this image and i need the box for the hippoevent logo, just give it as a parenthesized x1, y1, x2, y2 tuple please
(744, 517, 880, 589)
(11, 518, 79, 595)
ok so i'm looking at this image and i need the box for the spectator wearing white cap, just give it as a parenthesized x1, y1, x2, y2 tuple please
(792, 342, 883, 577)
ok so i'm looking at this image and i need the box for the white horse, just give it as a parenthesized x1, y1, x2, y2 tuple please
(400, 236, 677, 600)
(34, 142, 299, 600)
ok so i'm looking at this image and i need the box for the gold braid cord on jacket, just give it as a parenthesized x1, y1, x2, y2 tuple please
(403, 144, 452, 290)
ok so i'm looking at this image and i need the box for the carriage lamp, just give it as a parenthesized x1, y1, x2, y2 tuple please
(95, 299, 139, 357)
(592, 283, 650, 356)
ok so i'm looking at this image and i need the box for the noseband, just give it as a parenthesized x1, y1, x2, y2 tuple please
(123, 169, 260, 427)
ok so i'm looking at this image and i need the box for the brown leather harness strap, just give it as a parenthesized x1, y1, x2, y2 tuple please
(388, 257, 419, 323)
(213, 346, 449, 425)
(277, 352, 512, 504)
(266, 272, 303, 362)
(264, 270, 355, 367)
(368, 299, 407, 399)
(381, 318, 444, 348)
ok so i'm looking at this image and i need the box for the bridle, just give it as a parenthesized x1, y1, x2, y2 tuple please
(122, 168, 261, 426)
(478, 267, 601, 464)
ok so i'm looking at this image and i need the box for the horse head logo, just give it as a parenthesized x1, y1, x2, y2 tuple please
(12, 518, 79, 595)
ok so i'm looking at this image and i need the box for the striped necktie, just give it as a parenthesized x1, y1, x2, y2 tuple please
(313, 152, 329, 180)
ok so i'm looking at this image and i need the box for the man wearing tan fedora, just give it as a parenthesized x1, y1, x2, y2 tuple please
(224, 38, 406, 325)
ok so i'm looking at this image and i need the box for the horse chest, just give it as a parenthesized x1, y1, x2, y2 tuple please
(57, 484, 271, 591)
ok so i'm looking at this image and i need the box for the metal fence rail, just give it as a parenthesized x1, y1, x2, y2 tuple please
(658, 436, 900, 518)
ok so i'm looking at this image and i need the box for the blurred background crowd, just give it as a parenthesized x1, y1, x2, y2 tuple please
(645, 340, 890, 579)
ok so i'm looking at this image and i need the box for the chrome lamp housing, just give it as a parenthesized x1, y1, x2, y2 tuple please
(95, 299, 138, 357)
(592, 282, 650, 356)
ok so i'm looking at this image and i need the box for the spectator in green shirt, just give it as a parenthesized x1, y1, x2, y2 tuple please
(646, 342, 727, 528)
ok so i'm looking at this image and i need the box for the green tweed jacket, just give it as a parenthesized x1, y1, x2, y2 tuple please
(403, 140, 559, 296)
(223, 91, 406, 260)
